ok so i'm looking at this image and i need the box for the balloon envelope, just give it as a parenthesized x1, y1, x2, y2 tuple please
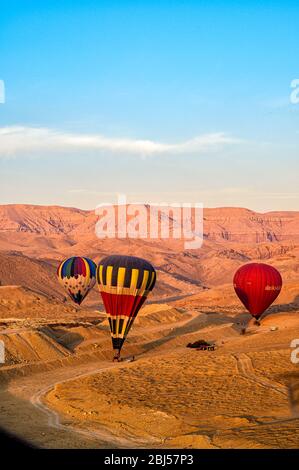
(97, 255, 156, 352)
(57, 256, 97, 305)
(233, 263, 282, 319)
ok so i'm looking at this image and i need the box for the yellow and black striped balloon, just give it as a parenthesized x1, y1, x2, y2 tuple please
(97, 255, 156, 352)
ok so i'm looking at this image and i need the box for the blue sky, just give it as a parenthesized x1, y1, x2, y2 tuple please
(0, 1, 298, 211)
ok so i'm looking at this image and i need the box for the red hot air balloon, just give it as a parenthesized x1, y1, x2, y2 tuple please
(97, 255, 156, 361)
(233, 263, 282, 320)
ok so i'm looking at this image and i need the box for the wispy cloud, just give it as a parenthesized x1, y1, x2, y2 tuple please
(0, 126, 243, 158)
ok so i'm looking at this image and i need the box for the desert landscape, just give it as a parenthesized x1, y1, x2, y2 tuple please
(0, 204, 299, 448)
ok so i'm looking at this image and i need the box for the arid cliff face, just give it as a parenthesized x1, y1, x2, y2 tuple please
(0, 204, 298, 304)
(1, 204, 299, 241)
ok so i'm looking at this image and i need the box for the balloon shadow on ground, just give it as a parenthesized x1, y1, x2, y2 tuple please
(260, 295, 299, 321)
(140, 311, 240, 352)
(40, 327, 84, 352)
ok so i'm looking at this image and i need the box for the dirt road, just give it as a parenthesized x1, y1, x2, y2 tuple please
(0, 309, 298, 448)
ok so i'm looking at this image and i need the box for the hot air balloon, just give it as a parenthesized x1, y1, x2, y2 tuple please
(97, 255, 156, 360)
(233, 263, 282, 323)
(57, 256, 97, 305)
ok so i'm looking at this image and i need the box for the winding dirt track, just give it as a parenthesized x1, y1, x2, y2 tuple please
(0, 358, 160, 448)
(28, 346, 297, 448)
(0, 308, 201, 448)
(30, 362, 159, 448)
(1, 310, 298, 448)
(234, 353, 288, 396)
(27, 349, 299, 449)
(202, 354, 299, 447)
(27, 311, 204, 448)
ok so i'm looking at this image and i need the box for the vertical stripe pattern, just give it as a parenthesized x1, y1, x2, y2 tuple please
(57, 256, 97, 305)
(96, 255, 156, 351)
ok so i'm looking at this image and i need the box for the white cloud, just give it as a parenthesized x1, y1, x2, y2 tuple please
(0, 126, 242, 158)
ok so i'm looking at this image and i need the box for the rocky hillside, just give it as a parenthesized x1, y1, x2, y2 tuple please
(0, 204, 298, 304)
(1, 204, 299, 243)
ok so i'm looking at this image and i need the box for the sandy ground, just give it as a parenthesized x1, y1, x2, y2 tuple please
(1, 303, 299, 449)
(43, 342, 299, 448)
(0, 359, 128, 448)
(1, 204, 299, 448)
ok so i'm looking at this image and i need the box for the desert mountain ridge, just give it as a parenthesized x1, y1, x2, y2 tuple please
(1, 204, 299, 449)
(1, 203, 299, 242)
(0, 203, 298, 306)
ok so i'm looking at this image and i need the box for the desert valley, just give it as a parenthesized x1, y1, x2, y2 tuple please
(0, 204, 299, 448)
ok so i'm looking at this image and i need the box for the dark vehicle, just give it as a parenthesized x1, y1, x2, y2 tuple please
(187, 339, 216, 351)
(196, 343, 216, 351)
